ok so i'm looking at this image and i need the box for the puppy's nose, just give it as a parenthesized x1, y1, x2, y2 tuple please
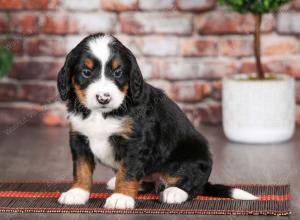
(96, 93, 111, 105)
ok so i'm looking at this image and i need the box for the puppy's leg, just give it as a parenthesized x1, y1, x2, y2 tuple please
(160, 174, 189, 204)
(104, 164, 140, 209)
(160, 160, 211, 204)
(106, 175, 156, 192)
(58, 133, 95, 205)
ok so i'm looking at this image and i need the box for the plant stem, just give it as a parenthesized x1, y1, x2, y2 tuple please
(254, 14, 264, 79)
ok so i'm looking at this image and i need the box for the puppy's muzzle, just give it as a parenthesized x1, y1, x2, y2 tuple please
(96, 93, 111, 105)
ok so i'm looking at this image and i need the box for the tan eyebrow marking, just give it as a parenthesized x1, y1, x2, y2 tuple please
(112, 58, 121, 70)
(84, 58, 94, 69)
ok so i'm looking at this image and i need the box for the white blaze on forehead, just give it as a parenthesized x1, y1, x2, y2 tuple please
(88, 35, 112, 76)
(86, 35, 125, 112)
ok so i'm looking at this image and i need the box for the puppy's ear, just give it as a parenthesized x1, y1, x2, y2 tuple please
(57, 52, 74, 101)
(128, 53, 144, 104)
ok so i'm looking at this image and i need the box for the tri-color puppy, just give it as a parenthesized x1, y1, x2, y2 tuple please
(57, 33, 257, 209)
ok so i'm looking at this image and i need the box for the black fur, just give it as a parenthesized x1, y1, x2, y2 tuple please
(58, 33, 238, 200)
(57, 52, 73, 101)
(110, 86, 214, 198)
(69, 132, 95, 181)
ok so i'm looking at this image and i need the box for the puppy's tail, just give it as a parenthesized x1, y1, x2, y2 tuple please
(203, 182, 258, 200)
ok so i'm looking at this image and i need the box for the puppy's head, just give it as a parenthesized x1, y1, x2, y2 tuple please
(57, 33, 144, 113)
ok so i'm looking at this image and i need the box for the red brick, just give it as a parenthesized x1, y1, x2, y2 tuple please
(180, 38, 218, 57)
(240, 58, 261, 73)
(102, 0, 138, 11)
(195, 101, 222, 125)
(0, 38, 23, 55)
(42, 15, 78, 34)
(139, 0, 175, 10)
(42, 13, 116, 34)
(261, 35, 300, 55)
(220, 35, 297, 57)
(114, 34, 142, 56)
(172, 81, 211, 102)
(141, 36, 178, 56)
(0, 103, 43, 127)
(138, 58, 161, 79)
(147, 79, 174, 99)
(201, 59, 237, 78)
(292, 0, 300, 9)
(0, 14, 7, 32)
(179, 101, 222, 126)
(211, 81, 222, 101)
(277, 13, 300, 34)
(120, 12, 192, 35)
(63, 0, 100, 11)
(284, 58, 300, 78)
(177, 0, 216, 11)
(162, 58, 237, 80)
(10, 60, 62, 80)
(10, 15, 39, 34)
(19, 81, 58, 104)
(42, 103, 67, 126)
(239, 58, 285, 75)
(0, 80, 18, 102)
(24, 0, 60, 10)
(194, 12, 274, 34)
(219, 37, 253, 57)
(73, 13, 117, 33)
(25, 37, 66, 56)
(0, 102, 67, 128)
(0, 0, 23, 10)
(239, 57, 300, 78)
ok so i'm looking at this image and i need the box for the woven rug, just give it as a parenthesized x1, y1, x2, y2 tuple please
(0, 181, 291, 216)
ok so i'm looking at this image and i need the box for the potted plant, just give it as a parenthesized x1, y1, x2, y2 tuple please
(219, 0, 295, 143)
(0, 47, 13, 78)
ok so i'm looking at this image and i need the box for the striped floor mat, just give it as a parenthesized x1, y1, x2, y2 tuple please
(0, 181, 290, 216)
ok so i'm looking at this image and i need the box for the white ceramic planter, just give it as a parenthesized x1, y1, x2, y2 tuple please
(223, 74, 295, 144)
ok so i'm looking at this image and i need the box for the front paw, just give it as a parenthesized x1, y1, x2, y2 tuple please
(161, 187, 188, 204)
(104, 193, 135, 209)
(58, 188, 90, 205)
(106, 176, 116, 190)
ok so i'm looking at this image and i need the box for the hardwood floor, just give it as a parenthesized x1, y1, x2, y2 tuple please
(0, 125, 298, 220)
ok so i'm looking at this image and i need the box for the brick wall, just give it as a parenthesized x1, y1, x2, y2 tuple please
(0, 0, 300, 129)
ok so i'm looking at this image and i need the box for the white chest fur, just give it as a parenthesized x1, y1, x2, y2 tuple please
(69, 112, 123, 169)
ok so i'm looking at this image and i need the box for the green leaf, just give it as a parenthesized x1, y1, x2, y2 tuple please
(217, 0, 292, 14)
(0, 47, 13, 79)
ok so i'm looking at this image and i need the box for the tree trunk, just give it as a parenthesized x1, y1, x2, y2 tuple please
(254, 14, 264, 79)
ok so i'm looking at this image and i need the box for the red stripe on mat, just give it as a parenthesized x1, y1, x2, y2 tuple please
(0, 191, 290, 201)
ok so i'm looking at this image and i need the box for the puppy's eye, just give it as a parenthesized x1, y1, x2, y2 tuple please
(113, 69, 122, 78)
(82, 69, 92, 78)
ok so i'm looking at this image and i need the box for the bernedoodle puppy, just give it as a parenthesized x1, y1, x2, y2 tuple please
(57, 33, 257, 209)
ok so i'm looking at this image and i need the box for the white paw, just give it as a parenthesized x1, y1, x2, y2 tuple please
(106, 176, 116, 190)
(104, 193, 135, 209)
(58, 188, 90, 205)
(162, 187, 188, 204)
(232, 188, 258, 200)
